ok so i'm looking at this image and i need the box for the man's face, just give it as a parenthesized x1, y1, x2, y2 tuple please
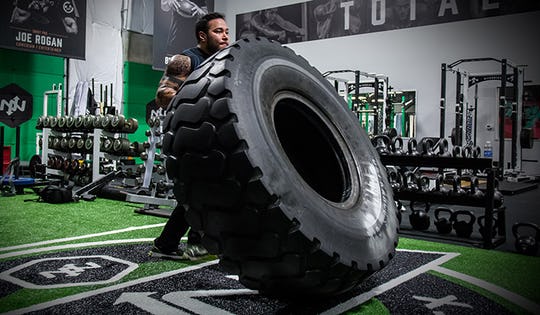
(201, 18, 229, 55)
(395, 0, 409, 21)
(263, 9, 278, 21)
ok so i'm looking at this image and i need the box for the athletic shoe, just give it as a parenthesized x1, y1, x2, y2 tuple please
(185, 243, 209, 260)
(148, 245, 190, 260)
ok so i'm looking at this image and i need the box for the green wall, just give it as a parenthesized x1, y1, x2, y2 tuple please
(123, 61, 163, 144)
(0, 47, 163, 164)
(0, 48, 64, 162)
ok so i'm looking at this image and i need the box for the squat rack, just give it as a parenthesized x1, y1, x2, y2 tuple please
(440, 58, 525, 177)
(323, 70, 390, 135)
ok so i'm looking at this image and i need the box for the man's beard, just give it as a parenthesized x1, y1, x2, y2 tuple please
(207, 41, 221, 55)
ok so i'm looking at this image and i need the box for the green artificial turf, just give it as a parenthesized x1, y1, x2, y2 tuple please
(397, 237, 540, 304)
(1, 189, 539, 314)
(346, 298, 389, 314)
(0, 189, 167, 248)
(430, 270, 526, 315)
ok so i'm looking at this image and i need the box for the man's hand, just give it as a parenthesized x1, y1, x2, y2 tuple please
(10, 7, 31, 24)
(63, 17, 78, 34)
(161, 0, 206, 17)
(156, 81, 179, 107)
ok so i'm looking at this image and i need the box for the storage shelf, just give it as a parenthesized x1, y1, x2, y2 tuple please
(41, 127, 127, 184)
(380, 154, 503, 249)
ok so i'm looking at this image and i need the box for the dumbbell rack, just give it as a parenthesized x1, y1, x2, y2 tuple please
(41, 127, 121, 184)
(39, 114, 141, 186)
(380, 154, 506, 249)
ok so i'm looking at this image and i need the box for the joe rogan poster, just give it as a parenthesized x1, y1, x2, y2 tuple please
(0, 0, 86, 60)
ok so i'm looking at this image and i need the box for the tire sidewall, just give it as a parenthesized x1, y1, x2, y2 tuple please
(220, 40, 398, 266)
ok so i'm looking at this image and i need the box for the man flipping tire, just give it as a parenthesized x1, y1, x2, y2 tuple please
(162, 36, 399, 297)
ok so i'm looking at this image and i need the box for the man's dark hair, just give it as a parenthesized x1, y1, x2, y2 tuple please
(195, 12, 225, 42)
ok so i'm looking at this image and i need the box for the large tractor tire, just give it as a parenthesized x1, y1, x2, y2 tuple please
(162, 37, 399, 297)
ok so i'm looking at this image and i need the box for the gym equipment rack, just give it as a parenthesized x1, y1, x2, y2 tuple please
(323, 69, 390, 135)
(39, 117, 137, 184)
(127, 115, 176, 217)
(440, 58, 526, 178)
(380, 153, 505, 249)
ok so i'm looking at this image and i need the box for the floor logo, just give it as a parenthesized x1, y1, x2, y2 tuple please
(413, 294, 473, 313)
(0, 243, 534, 314)
(0, 255, 138, 289)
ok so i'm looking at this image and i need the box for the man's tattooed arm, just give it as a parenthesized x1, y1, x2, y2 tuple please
(155, 54, 191, 107)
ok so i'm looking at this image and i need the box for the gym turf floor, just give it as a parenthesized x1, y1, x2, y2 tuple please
(0, 190, 538, 314)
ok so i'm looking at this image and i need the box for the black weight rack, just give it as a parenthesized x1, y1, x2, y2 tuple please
(380, 154, 506, 249)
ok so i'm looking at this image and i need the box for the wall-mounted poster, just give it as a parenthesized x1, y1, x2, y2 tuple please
(523, 85, 540, 140)
(0, 0, 86, 59)
(153, 0, 215, 71)
(236, 3, 306, 43)
(504, 85, 540, 140)
(236, 0, 540, 44)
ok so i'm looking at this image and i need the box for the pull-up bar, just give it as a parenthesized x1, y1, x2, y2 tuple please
(440, 58, 524, 178)
(448, 57, 518, 70)
(323, 70, 389, 135)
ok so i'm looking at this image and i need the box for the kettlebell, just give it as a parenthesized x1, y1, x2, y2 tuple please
(421, 139, 435, 156)
(478, 213, 498, 239)
(434, 207, 454, 234)
(452, 175, 467, 197)
(438, 138, 451, 157)
(469, 176, 484, 199)
(459, 175, 473, 195)
(451, 210, 476, 238)
(407, 138, 420, 156)
(392, 137, 405, 155)
(382, 127, 398, 140)
(417, 175, 431, 192)
(372, 135, 391, 155)
(434, 174, 451, 196)
(472, 145, 482, 158)
(409, 201, 431, 230)
(452, 145, 462, 157)
(403, 171, 419, 192)
(512, 222, 539, 256)
(462, 145, 473, 158)
(387, 168, 402, 193)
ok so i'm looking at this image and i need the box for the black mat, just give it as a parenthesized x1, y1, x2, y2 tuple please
(0, 243, 515, 314)
(498, 180, 538, 195)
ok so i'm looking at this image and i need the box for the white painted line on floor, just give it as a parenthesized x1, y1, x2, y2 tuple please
(6, 245, 531, 314)
(5, 260, 221, 315)
(0, 224, 166, 253)
(321, 250, 460, 315)
(162, 289, 258, 315)
(0, 238, 155, 260)
(432, 265, 540, 314)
